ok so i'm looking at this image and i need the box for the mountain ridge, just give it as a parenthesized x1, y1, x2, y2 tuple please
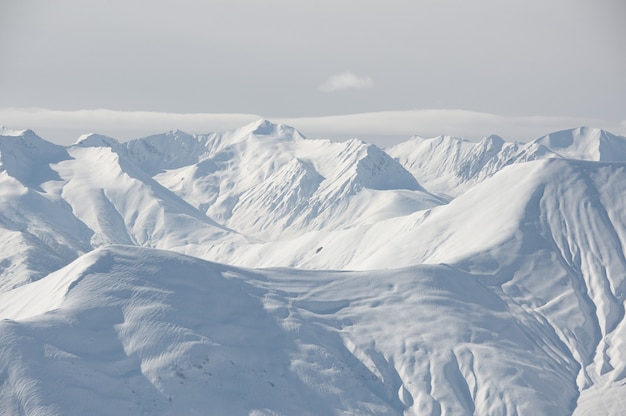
(387, 126, 626, 197)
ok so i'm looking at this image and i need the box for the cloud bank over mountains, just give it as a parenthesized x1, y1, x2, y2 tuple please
(2, 107, 624, 146)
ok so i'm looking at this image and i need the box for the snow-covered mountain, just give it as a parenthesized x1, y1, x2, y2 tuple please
(0, 245, 584, 415)
(0, 121, 441, 286)
(136, 120, 442, 239)
(0, 129, 244, 290)
(387, 126, 626, 197)
(533, 126, 626, 161)
(1, 121, 625, 415)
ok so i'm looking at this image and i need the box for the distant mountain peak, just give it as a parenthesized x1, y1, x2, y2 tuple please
(249, 119, 277, 135)
(533, 126, 626, 162)
(0, 128, 61, 151)
(0, 126, 33, 137)
(74, 133, 121, 148)
(234, 119, 303, 140)
(482, 134, 505, 145)
(164, 128, 195, 138)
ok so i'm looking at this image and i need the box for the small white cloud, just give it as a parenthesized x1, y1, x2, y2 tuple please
(317, 72, 373, 92)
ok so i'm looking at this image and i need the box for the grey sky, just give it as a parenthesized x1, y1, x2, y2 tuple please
(0, 0, 625, 145)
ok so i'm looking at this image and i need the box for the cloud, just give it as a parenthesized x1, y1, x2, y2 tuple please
(276, 110, 626, 145)
(317, 72, 374, 92)
(0, 108, 260, 144)
(1, 107, 625, 147)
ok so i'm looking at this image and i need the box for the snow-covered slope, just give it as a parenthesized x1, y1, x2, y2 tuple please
(0, 121, 440, 287)
(0, 130, 92, 290)
(387, 127, 626, 197)
(533, 126, 626, 161)
(136, 120, 442, 239)
(184, 157, 626, 413)
(0, 130, 244, 290)
(68, 134, 240, 249)
(0, 245, 583, 415)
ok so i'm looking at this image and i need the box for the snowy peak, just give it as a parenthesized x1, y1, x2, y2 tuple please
(387, 132, 521, 196)
(235, 118, 303, 139)
(0, 125, 28, 136)
(0, 128, 65, 159)
(215, 119, 306, 152)
(124, 129, 217, 175)
(389, 127, 626, 197)
(0, 128, 69, 189)
(140, 124, 437, 238)
(532, 126, 626, 162)
(74, 132, 122, 149)
(123, 121, 303, 176)
(479, 134, 505, 148)
(73, 133, 129, 161)
(353, 141, 423, 192)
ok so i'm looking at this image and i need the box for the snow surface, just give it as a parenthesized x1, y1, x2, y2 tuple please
(1, 121, 626, 414)
(0, 246, 584, 415)
(386, 126, 626, 197)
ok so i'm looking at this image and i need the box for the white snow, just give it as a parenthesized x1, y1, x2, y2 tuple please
(1, 120, 626, 414)
(386, 126, 626, 197)
(0, 246, 582, 415)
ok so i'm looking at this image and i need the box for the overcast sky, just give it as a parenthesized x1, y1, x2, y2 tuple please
(1, 0, 625, 145)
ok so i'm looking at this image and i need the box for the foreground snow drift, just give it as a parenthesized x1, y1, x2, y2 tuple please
(0, 246, 582, 415)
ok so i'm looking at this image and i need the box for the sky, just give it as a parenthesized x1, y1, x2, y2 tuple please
(1, 0, 625, 145)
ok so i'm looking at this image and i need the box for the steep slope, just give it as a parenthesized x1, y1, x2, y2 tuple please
(67, 135, 241, 250)
(131, 120, 443, 239)
(0, 245, 581, 415)
(387, 127, 626, 197)
(206, 157, 626, 412)
(0, 122, 439, 289)
(386, 134, 555, 197)
(178, 134, 626, 411)
(0, 130, 244, 291)
(0, 130, 93, 291)
(124, 129, 219, 175)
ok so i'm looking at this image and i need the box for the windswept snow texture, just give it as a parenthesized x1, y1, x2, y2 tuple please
(0, 246, 581, 415)
(1, 121, 626, 415)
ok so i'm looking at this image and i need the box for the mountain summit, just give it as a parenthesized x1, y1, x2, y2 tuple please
(532, 126, 626, 161)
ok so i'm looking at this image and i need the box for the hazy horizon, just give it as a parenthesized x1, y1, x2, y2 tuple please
(1, 0, 624, 146)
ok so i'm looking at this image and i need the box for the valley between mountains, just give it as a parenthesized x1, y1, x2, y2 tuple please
(1, 121, 625, 415)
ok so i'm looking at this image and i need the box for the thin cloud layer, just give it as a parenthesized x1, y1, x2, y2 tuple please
(317, 72, 374, 92)
(276, 111, 626, 145)
(0, 108, 260, 143)
(1, 107, 625, 147)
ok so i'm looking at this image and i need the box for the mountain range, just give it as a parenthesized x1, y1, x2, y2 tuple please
(1, 121, 625, 415)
